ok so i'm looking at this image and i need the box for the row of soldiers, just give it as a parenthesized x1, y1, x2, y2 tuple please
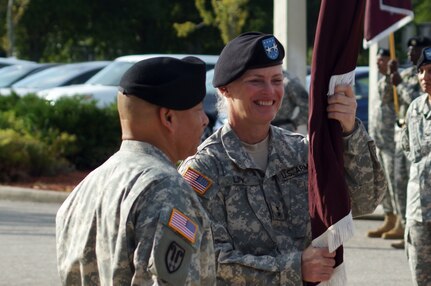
(366, 36, 431, 250)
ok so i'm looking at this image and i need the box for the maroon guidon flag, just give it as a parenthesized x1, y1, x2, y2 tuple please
(363, 0, 413, 48)
(308, 0, 365, 285)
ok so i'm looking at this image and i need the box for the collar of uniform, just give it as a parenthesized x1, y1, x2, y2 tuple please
(120, 140, 173, 165)
(220, 124, 262, 170)
(415, 94, 431, 119)
(421, 95, 431, 119)
(220, 124, 305, 176)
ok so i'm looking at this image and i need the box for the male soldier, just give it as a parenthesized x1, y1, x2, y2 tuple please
(272, 71, 309, 132)
(387, 36, 431, 249)
(402, 46, 431, 285)
(56, 57, 216, 285)
(367, 48, 398, 238)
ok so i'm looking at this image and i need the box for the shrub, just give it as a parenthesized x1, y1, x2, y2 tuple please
(0, 94, 121, 182)
(0, 129, 72, 182)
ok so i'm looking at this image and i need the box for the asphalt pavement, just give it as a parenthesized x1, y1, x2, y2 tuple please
(0, 185, 414, 285)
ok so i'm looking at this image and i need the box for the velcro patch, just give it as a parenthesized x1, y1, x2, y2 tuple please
(182, 167, 212, 196)
(168, 208, 198, 244)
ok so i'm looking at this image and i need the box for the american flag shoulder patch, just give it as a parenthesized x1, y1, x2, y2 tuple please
(182, 167, 212, 196)
(168, 208, 198, 244)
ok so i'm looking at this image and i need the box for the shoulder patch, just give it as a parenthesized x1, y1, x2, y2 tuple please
(165, 241, 185, 273)
(182, 167, 213, 196)
(168, 208, 198, 244)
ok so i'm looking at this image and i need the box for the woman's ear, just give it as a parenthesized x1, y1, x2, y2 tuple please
(218, 86, 228, 94)
(218, 86, 230, 98)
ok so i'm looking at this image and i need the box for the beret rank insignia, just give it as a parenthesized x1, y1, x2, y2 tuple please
(262, 37, 279, 60)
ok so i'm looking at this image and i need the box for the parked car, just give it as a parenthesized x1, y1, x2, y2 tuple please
(37, 54, 219, 107)
(306, 66, 369, 130)
(0, 61, 110, 96)
(0, 63, 58, 88)
(0, 57, 35, 68)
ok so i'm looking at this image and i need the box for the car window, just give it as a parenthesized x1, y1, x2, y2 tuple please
(0, 65, 38, 87)
(63, 69, 104, 86)
(13, 65, 85, 89)
(86, 61, 135, 86)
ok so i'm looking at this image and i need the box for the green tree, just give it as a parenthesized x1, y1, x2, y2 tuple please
(175, 0, 262, 44)
(413, 0, 431, 23)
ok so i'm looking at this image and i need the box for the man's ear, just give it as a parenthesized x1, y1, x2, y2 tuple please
(159, 107, 175, 131)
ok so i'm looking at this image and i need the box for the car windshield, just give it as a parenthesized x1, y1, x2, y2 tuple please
(86, 61, 135, 86)
(13, 64, 96, 89)
(0, 65, 38, 87)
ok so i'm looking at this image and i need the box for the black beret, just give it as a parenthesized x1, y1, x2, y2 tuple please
(417, 47, 431, 70)
(213, 32, 285, 87)
(119, 56, 206, 110)
(407, 36, 431, 48)
(377, 48, 390, 57)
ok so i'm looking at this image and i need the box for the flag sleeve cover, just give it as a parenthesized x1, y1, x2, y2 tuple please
(308, 0, 365, 285)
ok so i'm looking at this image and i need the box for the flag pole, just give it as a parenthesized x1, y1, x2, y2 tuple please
(389, 32, 400, 116)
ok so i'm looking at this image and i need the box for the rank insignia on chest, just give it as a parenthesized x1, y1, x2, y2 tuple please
(182, 167, 213, 196)
(168, 208, 198, 244)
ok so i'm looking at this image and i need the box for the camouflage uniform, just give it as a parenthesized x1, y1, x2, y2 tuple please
(178, 122, 385, 285)
(402, 94, 431, 285)
(56, 140, 216, 286)
(272, 71, 309, 132)
(369, 74, 396, 214)
(394, 66, 423, 224)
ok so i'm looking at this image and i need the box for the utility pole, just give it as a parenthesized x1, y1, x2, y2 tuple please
(7, 0, 15, 57)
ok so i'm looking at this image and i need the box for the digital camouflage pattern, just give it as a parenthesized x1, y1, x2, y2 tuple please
(405, 220, 431, 285)
(370, 74, 396, 214)
(397, 66, 422, 120)
(370, 74, 396, 152)
(272, 71, 309, 132)
(179, 122, 386, 285)
(402, 94, 431, 285)
(394, 66, 422, 222)
(56, 140, 216, 286)
(402, 94, 431, 222)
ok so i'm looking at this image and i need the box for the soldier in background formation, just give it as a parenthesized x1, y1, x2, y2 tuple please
(388, 36, 431, 249)
(401, 46, 431, 286)
(272, 70, 309, 132)
(367, 48, 399, 240)
(179, 31, 385, 285)
(56, 57, 216, 285)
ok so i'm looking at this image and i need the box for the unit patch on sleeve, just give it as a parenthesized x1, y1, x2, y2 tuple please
(165, 241, 185, 273)
(182, 167, 212, 196)
(168, 208, 198, 244)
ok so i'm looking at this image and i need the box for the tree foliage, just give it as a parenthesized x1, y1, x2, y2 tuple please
(413, 0, 431, 23)
(2, 0, 429, 64)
